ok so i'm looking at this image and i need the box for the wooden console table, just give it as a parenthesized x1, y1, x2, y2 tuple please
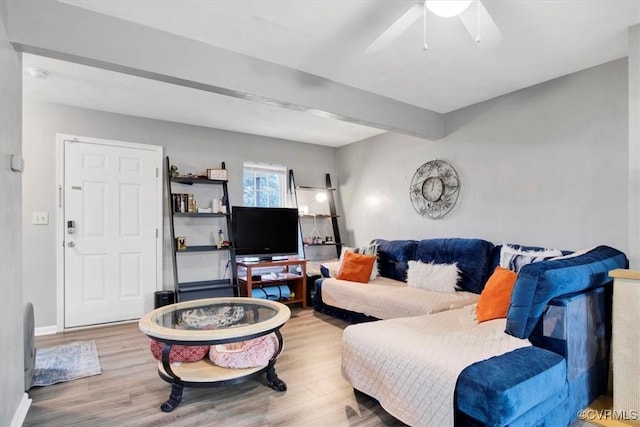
(237, 259, 307, 308)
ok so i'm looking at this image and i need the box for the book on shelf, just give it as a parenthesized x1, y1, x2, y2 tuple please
(172, 193, 196, 213)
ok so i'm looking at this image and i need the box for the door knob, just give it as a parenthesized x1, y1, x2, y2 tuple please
(67, 241, 76, 248)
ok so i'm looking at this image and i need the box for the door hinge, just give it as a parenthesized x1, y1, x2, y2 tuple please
(58, 185, 62, 208)
(156, 228, 158, 238)
(156, 168, 159, 178)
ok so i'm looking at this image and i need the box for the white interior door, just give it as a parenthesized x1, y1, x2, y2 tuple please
(64, 138, 161, 328)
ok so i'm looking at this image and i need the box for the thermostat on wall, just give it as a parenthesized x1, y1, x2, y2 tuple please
(10, 154, 25, 172)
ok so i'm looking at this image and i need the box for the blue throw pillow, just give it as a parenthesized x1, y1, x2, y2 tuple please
(499, 245, 562, 272)
(373, 239, 418, 282)
(415, 238, 495, 294)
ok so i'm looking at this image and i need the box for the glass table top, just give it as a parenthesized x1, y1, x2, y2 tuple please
(139, 297, 291, 342)
(153, 300, 278, 331)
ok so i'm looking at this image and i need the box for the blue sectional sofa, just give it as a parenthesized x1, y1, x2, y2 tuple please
(315, 238, 627, 426)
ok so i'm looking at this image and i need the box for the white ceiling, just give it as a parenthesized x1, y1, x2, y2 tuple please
(22, 0, 640, 146)
(22, 53, 385, 147)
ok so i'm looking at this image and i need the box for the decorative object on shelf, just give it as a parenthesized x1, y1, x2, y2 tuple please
(217, 229, 225, 249)
(169, 164, 179, 178)
(410, 159, 460, 219)
(176, 236, 187, 251)
(220, 195, 228, 214)
(207, 168, 228, 181)
(308, 215, 322, 245)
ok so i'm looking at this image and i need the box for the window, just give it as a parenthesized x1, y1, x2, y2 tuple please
(243, 161, 287, 207)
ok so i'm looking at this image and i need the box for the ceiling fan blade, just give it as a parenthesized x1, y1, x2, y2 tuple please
(458, 1, 503, 49)
(365, 3, 424, 54)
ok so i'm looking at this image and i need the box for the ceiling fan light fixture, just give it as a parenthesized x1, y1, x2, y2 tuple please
(425, 0, 473, 18)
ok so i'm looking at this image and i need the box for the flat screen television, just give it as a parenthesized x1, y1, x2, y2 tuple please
(231, 206, 299, 259)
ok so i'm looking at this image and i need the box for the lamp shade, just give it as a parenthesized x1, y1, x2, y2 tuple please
(425, 0, 473, 18)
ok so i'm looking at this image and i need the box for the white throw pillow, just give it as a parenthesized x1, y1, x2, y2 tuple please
(549, 247, 596, 261)
(499, 245, 563, 272)
(406, 261, 460, 293)
(340, 243, 379, 281)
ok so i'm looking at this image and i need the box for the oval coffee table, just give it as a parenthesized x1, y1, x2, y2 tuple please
(139, 297, 291, 412)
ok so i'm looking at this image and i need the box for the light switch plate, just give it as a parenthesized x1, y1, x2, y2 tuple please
(32, 212, 49, 225)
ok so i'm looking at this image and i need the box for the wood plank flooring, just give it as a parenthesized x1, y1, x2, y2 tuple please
(24, 308, 407, 427)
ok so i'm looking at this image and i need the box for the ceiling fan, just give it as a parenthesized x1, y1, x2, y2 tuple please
(365, 0, 502, 54)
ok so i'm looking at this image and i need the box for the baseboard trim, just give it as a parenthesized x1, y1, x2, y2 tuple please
(10, 393, 31, 427)
(35, 325, 57, 336)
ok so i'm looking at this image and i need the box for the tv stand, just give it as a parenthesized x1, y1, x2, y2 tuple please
(236, 259, 307, 308)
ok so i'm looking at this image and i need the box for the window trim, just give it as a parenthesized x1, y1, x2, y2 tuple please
(242, 161, 287, 207)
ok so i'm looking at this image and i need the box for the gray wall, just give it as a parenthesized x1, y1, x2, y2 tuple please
(0, 0, 26, 424)
(337, 59, 628, 254)
(22, 102, 337, 329)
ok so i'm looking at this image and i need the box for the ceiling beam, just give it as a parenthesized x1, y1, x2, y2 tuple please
(7, 0, 444, 141)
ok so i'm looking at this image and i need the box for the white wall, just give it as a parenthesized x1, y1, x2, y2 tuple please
(0, 0, 28, 424)
(337, 59, 628, 254)
(22, 102, 337, 328)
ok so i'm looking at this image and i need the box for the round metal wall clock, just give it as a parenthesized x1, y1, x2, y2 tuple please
(410, 160, 460, 219)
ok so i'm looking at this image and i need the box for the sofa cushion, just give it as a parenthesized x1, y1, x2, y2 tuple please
(320, 261, 340, 278)
(476, 266, 517, 323)
(415, 238, 495, 294)
(337, 251, 377, 283)
(373, 239, 418, 281)
(407, 260, 460, 293)
(341, 243, 379, 280)
(499, 245, 562, 272)
(506, 245, 627, 338)
(491, 244, 571, 273)
(456, 346, 567, 426)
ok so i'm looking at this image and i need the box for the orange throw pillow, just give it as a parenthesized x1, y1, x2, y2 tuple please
(476, 266, 518, 323)
(336, 251, 377, 283)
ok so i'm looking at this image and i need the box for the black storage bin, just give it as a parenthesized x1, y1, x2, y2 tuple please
(307, 274, 320, 306)
(154, 290, 176, 308)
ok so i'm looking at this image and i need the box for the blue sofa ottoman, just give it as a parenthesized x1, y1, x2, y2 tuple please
(456, 346, 567, 426)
